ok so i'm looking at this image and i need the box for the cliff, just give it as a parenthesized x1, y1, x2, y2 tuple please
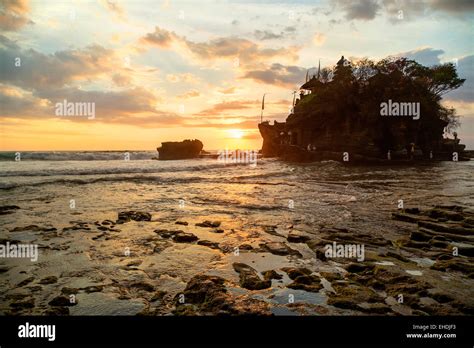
(157, 139, 203, 160)
(259, 56, 469, 162)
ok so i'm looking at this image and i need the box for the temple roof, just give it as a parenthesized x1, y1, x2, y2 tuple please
(300, 77, 323, 90)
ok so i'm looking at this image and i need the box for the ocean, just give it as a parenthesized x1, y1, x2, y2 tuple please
(0, 151, 473, 315)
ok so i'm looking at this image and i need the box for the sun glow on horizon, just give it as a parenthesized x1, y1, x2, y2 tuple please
(227, 129, 245, 139)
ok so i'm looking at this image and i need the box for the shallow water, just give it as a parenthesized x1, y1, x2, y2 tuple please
(0, 152, 473, 315)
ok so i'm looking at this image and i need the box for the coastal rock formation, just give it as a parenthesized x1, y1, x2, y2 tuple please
(233, 263, 271, 290)
(157, 139, 203, 160)
(259, 56, 469, 162)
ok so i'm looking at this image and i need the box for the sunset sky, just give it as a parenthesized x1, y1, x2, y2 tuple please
(1, 0, 473, 151)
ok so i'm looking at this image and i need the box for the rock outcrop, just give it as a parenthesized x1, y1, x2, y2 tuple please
(259, 56, 469, 162)
(157, 139, 203, 160)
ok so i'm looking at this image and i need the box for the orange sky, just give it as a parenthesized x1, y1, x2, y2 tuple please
(1, 0, 473, 151)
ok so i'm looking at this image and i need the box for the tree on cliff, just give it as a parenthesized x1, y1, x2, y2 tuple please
(292, 55, 465, 154)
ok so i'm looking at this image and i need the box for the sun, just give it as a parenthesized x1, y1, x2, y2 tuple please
(227, 129, 245, 139)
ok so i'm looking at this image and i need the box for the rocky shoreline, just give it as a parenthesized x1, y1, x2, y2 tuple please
(1, 203, 473, 316)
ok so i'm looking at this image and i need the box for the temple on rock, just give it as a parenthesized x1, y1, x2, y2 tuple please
(258, 56, 469, 162)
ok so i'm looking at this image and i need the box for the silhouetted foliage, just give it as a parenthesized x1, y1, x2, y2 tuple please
(292, 56, 465, 153)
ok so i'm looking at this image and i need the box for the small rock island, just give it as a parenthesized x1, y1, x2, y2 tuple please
(156, 139, 203, 160)
(259, 56, 469, 162)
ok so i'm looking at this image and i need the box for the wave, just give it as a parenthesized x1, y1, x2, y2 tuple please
(0, 174, 218, 190)
(0, 160, 254, 177)
(0, 151, 156, 161)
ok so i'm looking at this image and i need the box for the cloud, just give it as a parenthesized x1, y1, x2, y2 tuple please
(140, 26, 177, 48)
(313, 33, 326, 46)
(254, 30, 284, 40)
(335, 0, 474, 22)
(99, 0, 126, 20)
(336, 0, 381, 20)
(242, 63, 306, 88)
(112, 73, 132, 87)
(445, 55, 474, 103)
(430, 0, 474, 13)
(396, 47, 445, 66)
(218, 86, 237, 94)
(0, 38, 120, 91)
(197, 100, 257, 116)
(166, 73, 199, 83)
(395, 48, 473, 103)
(0, 36, 171, 126)
(177, 89, 200, 99)
(140, 26, 298, 68)
(0, 0, 32, 31)
(197, 99, 290, 117)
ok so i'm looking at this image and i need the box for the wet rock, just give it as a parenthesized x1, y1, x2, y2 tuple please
(44, 307, 69, 316)
(174, 274, 228, 313)
(233, 263, 271, 290)
(427, 208, 464, 221)
(262, 270, 283, 281)
(315, 249, 327, 261)
(195, 220, 221, 228)
(418, 221, 473, 235)
(320, 272, 344, 282)
(154, 229, 181, 239)
(11, 225, 56, 232)
(39, 276, 58, 285)
(281, 267, 312, 280)
(381, 251, 412, 263)
(130, 282, 154, 292)
(173, 232, 198, 243)
(0, 265, 11, 273)
(430, 240, 449, 248)
(197, 240, 220, 249)
(153, 243, 171, 253)
(16, 277, 35, 287)
(117, 211, 151, 223)
(61, 287, 79, 295)
(430, 292, 454, 303)
(262, 225, 285, 237)
(126, 260, 142, 267)
(287, 232, 310, 243)
(281, 267, 321, 292)
(83, 285, 103, 293)
(357, 302, 392, 314)
(405, 208, 420, 215)
(150, 290, 167, 302)
(457, 245, 474, 257)
(328, 284, 383, 311)
(259, 242, 302, 257)
(49, 296, 77, 306)
(410, 230, 433, 242)
(26, 285, 42, 292)
(0, 205, 20, 215)
(101, 219, 115, 225)
(403, 240, 431, 249)
(174, 274, 271, 315)
(345, 263, 375, 273)
(392, 212, 423, 223)
(430, 260, 474, 274)
(10, 298, 35, 309)
(175, 221, 188, 226)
